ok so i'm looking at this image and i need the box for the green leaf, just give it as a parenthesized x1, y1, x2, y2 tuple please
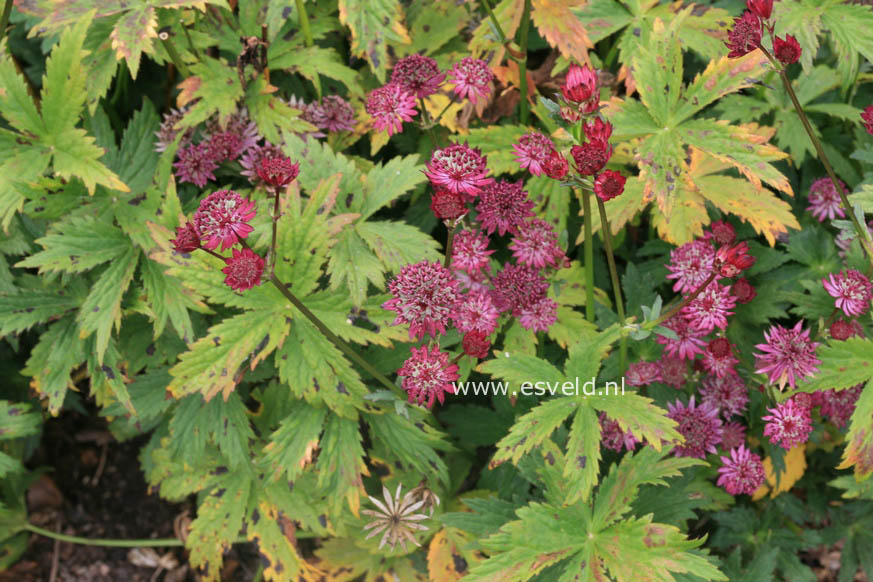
(261, 402, 327, 482)
(188, 472, 252, 576)
(838, 379, 873, 478)
(40, 15, 92, 137)
(451, 126, 530, 176)
(367, 411, 453, 486)
(0, 290, 81, 335)
(356, 221, 442, 271)
(563, 325, 620, 382)
(593, 392, 680, 451)
(327, 228, 386, 307)
(0, 55, 43, 136)
(139, 258, 200, 341)
(244, 78, 316, 145)
(491, 398, 574, 467)
(563, 405, 601, 503)
(22, 316, 87, 415)
(269, 46, 361, 94)
(168, 392, 255, 469)
(793, 338, 873, 393)
(633, 15, 683, 126)
(0, 402, 41, 440)
(359, 154, 426, 220)
(338, 0, 411, 81)
(179, 57, 245, 128)
(315, 414, 367, 516)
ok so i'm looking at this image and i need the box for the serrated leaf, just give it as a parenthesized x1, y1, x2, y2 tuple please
(838, 379, 873, 478)
(0, 401, 41, 440)
(492, 398, 574, 467)
(359, 154, 426, 219)
(168, 392, 255, 469)
(338, 0, 411, 82)
(0, 290, 81, 335)
(22, 316, 87, 414)
(450, 126, 530, 175)
(357, 221, 442, 271)
(367, 411, 453, 486)
(793, 338, 873, 393)
(327, 228, 387, 307)
(188, 472, 252, 577)
(262, 402, 326, 482)
(0, 55, 43, 135)
(244, 78, 317, 145)
(315, 415, 367, 517)
(17, 216, 130, 273)
(563, 405, 601, 502)
(530, 0, 591, 65)
(109, 5, 157, 78)
(593, 392, 680, 451)
(752, 444, 807, 499)
(270, 46, 361, 94)
(178, 57, 245, 128)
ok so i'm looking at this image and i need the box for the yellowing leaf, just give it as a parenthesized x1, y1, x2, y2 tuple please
(338, 0, 411, 82)
(837, 379, 873, 478)
(530, 0, 591, 65)
(427, 529, 481, 582)
(470, 0, 525, 66)
(423, 94, 465, 134)
(109, 5, 158, 79)
(752, 444, 807, 500)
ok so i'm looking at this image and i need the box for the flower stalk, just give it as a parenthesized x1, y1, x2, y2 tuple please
(517, 0, 532, 125)
(581, 187, 596, 322)
(596, 197, 626, 374)
(294, 0, 321, 97)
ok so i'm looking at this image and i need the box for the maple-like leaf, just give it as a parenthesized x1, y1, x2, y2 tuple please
(530, 0, 591, 65)
(338, 0, 411, 82)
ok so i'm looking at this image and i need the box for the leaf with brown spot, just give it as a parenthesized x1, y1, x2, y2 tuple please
(530, 0, 591, 65)
(108, 5, 158, 78)
(837, 379, 873, 478)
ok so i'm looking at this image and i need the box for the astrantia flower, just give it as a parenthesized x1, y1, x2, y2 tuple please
(240, 143, 284, 182)
(707, 220, 736, 247)
(366, 83, 418, 136)
(715, 242, 756, 277)
(221, 248, 264, 291)
(170, 222, 200, 253)
(701, 337, 739, 378)
(490, 263, 549, 315)
(773, 34, 802, 65)
(725, 11, 762, 58)
(747, 0, 772, 20)
(391, 54, 445, 99)
(657, 316, 708, 360)
(717, 445, 765, 495)
(518, 296, 558, 332)
(665, 240, 717, 293)
(362, 484, 431, 551)
(173, 143, 219, 187)
(207, 131, 247, 162)
(476, 180, 535, 236)
(836, 220, 873, 256)
(682, 281, 736, 333)
(462, 331, 491, 359)
(383, 261, 460, 340)
(453, 291, 499, 334)
(570, 141, 612, 176)
(659, 356, 687, 389)
(762, 398, 813, 449)
(593, 170, 626, 202)
(863, 106, 873, 135)
(426, 144, 493, 199)
(720, 422, 747, 451)
(452, 229, 494, 274)
(667, 396, 723, 458)
(397, 345, 458, 408)
(822, 269, 872, 317)
(154, 107, 193, 152)
(509, 218, 565, 268)
(192, 190, 257, 251)
(308, 95, 356, 133)
(754, 322, 821, 390)
(625, 361, 662, 387)
(731, 277, 757, 304)
(700, 374, 748, 419)
(286, 95, 326, 139)
(513, 132, 555, 176)
(205, 109, 260, 150)
(448, 57, 493, 105)
(256, 155, 300, 189)
(830, 319, 863, 341)
(430, 188, 467, 221)
(806, 176, 848, 222)
(543, 150, 570, 180)
(818, 385, 863, 428)
(583, 117, 612, 143)
(599, 412, 639, 452)
(561, 64, 599, 114)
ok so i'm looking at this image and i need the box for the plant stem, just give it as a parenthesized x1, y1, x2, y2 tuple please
(760, 45, 873, 265)
(581, 187, 596, 322)
(269, 189, 281, 273)
(654, 272, 717, 326)
(443, 224, 458, 269)
(267, 272, 398, 392)
(24, 524, 187, 548)
(596, 197, 626, 374)
(295, 0, 321, 97)
(160, 36, 190, 77)
(199, 247, 225, 261)
(432, 94, 457, 127)
(517, 0, 532, 125)
(0, 0, 13, 48)
(480, 0, 507, 43)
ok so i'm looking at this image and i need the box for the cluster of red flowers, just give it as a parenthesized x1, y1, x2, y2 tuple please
(170, 154, 300, 291)
(365, 54, 494, 136)
(726, 0, 800, 66)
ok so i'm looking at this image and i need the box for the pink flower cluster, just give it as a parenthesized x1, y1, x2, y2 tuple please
(366, 55, 493, 136)
(726, 0, 801, 65)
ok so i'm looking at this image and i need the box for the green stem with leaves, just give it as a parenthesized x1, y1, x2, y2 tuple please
(517, 0, 532, 125)
(160, 36, 191, 77)
(0, 0, 13, 48)
(596, 197, 626, 374)
(480, 0, 507, 43)
(760, 45, 873, 266)
(581, 187, 596, 322)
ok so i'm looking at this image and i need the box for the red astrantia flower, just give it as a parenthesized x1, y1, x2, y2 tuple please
(599, 412, 639, 452)
(543, 150, 570, 180)
(593, 170, 626, 202)
(475, 180, 535, 236)
(659, 355, 688, 389)
(747, 0, 772, 20)
(170, 222, 201, 253)
(666, 240, 717, 293)
(173, 143, 219, 187)
(715, 241, 756, 277)
(425, 144, 493, 200)
(256, 155, 300, 189)
(625, 361, 662, 387)
(667, 396, 723, 459)
(452, 229, 494, 274)
(518, 296, 558, 332)
(561, 64, 599, 114)
(308, 95, 356, 133)
(702, 338, 739, 378)
(462, 331, 491, 359)
(193, 190, 257, 251)
(773, 34, 802, 65)
(700, 374, 748, 418)
(583, 117, 613, 142)
(822, 269, 873, 317)
(725, 11, 762, 59)
(806, 176, 848, 222)
(717, 445, 765, 495)
(682, 281, 737, 333)
(453, 291, 500, 334)
(763, 398, 813, 449)
(155, 107, 193, 152)
(207, 131, 247, 162)
(383, 260, 461, 340)
(754, 322, 820, 390)
(720, 422, 747, 451)
(863, 106, 873, 135)
(731, 277, 757, 303)
(240, 143, 284, 182)
(430, 188, 467, 221)
(490, 263, 549, 315)
(509, 218, 565, 269)
(222, 248, 264, 291)
(366, 83, 418, 136)
(390, 54, 445, 99)
(570, 141, 612, 176)
(818, 385, 863, 428)
(512, 132, 556, 176)
(708, 220, 736, 247)
(830, 319, 862, 341)
(448, 57, 494, 105)
(657, 316, 708, 360)
(397, 345, 459, 408)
